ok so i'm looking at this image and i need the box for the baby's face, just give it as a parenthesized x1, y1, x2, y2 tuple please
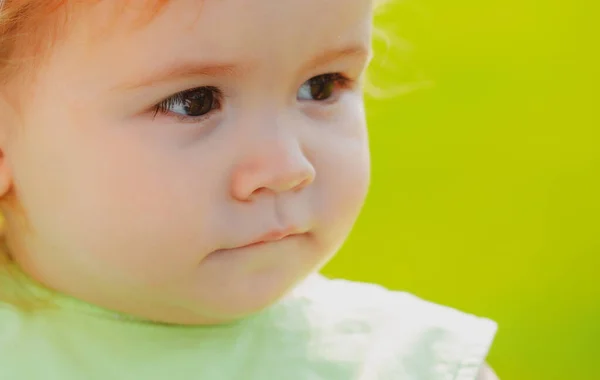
(2, 0, 372, 324)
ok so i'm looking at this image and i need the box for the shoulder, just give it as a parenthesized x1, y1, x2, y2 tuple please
(279, 275, 499, 380)
(288, 274, 498, 337)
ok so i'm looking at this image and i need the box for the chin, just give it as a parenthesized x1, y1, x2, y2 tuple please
(219, 280, 296, 318)
(128, 294, 279, 326)
(165, 295, 281, 326)
(180, 271, 307, 325)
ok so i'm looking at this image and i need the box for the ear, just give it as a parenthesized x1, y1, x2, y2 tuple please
(0, 149, 12, 198)
(0, 95, 16, 199)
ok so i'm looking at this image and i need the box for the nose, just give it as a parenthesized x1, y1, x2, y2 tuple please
(230, 136, 316, 201)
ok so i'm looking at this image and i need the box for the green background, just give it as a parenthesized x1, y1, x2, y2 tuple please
(323, 1, 599, 379)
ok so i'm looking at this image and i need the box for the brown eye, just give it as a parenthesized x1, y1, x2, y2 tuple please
(180, 88, 215, 116)
(297, 73, 346, 101)
(155, 86, 221, 118)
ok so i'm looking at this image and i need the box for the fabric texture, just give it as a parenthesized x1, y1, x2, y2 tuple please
(0, 273, 497, 380)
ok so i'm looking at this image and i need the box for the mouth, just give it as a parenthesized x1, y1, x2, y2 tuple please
(240, 228, 301, 249)
(208, 228, 309, 258)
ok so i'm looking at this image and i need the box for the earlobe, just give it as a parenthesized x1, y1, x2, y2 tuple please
(0, 96, 16, 199)
(0, 150, 12, 198)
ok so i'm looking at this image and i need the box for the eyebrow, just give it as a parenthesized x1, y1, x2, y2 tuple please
(302, 44, 372, 72)
(116, 44, 371, 90)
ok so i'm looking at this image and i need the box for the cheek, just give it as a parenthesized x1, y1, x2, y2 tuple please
(79, 145, 225, 264)
(319, 143, 370, 228)
(11, 122, 227, 282)
(311, 116, 370, 249)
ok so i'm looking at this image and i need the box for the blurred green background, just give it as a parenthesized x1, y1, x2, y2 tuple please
(322, 1, 599, 379)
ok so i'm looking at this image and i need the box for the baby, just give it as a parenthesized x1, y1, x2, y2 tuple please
(0, 0, 499, 379)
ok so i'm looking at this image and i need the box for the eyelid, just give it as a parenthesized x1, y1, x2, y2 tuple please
(146, 71, 355, 124)
(304, 54, 368, 80)
(297, 73, 356, 102)
(155, 85, 221, 107)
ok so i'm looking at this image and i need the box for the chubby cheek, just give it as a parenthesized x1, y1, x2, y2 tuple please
(311, 120, 370, 256)
(82, 151, 226, 280)
(13, 122, 225, 286)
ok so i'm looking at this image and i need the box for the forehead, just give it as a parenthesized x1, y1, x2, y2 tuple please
(67, 0, 373, 75)
(99, 0, 374, 37)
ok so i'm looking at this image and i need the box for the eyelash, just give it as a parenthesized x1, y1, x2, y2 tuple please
(151, 73, 354, 123)
(152, 86, 223, 123)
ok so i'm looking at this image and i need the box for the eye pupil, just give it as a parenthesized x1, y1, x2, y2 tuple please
(310, 76, 335, 101)
(184, 89, 214, 116)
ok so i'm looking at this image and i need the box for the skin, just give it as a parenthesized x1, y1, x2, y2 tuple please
(0, 0, 499, 377)
(0, 0, 373, 325)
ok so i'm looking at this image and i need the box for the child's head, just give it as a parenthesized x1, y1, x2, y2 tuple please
(0, 0, 375, 324)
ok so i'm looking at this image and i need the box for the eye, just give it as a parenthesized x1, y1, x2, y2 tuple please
(297, 73, 350, 102)
(153, 86, 222, 120)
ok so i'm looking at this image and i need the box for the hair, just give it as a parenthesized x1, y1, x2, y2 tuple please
(0, 0, 403, 308)
(0, 0, 172, 83)
(0, 0, 396, 83)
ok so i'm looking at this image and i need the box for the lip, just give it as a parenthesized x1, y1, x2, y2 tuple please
(241, 228, 299, 249)
(208, 230, 307, 259)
